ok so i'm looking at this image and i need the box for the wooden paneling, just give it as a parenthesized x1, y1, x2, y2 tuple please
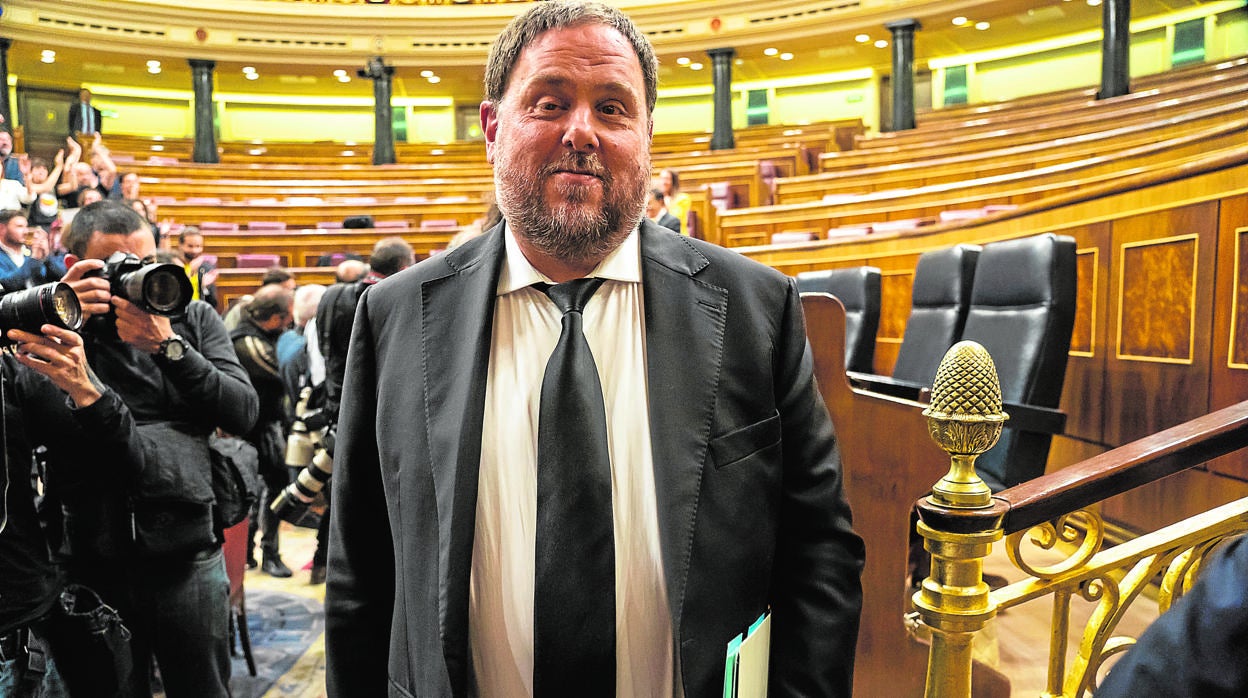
(1062, 222, 1112, 447)
(1209, 193, 1248, 481)
(1104, 203, 1218, 446)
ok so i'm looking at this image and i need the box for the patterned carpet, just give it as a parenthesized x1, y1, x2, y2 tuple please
(229, 524, 328, 698)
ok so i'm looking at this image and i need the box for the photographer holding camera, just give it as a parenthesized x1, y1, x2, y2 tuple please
(0, 283, 142, 696)
(43, 200, 258, 697)
(272, 237, 412, 584)
(230, 283, 296, 577)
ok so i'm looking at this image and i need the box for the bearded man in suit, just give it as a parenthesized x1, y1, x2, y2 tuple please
(325, 3, 864, 696)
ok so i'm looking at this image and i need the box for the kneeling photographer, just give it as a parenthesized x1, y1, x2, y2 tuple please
(38, 200, 259, 697)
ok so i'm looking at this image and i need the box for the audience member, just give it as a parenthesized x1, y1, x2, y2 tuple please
(68, 88, 102, 136)
(231, 284, 297, 578)
(658, 167, 691, 227)
(334, 258, 368, 284)
(0, 130, 24, 184)
(53, 200, 259, 697)
(223, 267, 295, 331)
(0, 210, 59, 292)
(0, 169, 33, 212)
(325, 4, 864, 696)
(24, 140, 78, 229)
(277, 283, 326, 368)
(118, 171, 141, 201)
(646, 187, 681, 233)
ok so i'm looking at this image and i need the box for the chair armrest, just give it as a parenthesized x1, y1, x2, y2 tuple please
(847, 371, 1065, 434)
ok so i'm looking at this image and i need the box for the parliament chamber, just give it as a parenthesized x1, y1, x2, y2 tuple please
(2, 0, 1247, 695)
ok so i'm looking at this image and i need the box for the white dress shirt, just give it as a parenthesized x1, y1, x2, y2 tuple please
(470, 224, 676, 696)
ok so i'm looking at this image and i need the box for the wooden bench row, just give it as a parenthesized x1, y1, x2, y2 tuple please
(717, 128, 1248, 246)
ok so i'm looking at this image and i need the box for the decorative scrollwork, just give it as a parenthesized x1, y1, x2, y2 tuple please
(1158, 540, 1220, 612)
(1006, 508, 1105, 579)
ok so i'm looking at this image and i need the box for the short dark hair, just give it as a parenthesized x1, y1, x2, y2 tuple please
(369, 237, 414, 277)
(484, 1, 658, 116)
(0, 209, 26, 226)
(649, 188, 665, 203)
(29, 157, 49, 171)
(63, 200, 146, 257)
(246, 284, 294, 322)
(178, 226, 203, 245)
(662, 168, 681, 190)
(260, 267, 294, 286)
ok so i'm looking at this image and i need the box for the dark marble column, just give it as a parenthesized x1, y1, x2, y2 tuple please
(0, 40, 12, 132)
(885, 19, 921, 132)
(359, 56, 396, 165)
(707, 48, 735, 150)
(189, 59, 219, 163)
(1100, 0, 1131, 99)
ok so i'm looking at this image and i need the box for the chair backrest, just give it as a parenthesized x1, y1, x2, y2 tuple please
(891, 243, 981, 386)
(418, 219, 457, 230)
(247, 221, 287, 231)
(221, 518, 249, 600)
(796, 266, 882, 374)
(961, 232, 1077, 490)
(236, 253, 282, 268)
(374, 219, 411, 229)
(316, 221, 344, 229)
(199, 221, 239, 232)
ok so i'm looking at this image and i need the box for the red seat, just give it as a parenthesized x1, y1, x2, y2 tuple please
(236, 253, 281, 268)
(222, 519, 257, 677)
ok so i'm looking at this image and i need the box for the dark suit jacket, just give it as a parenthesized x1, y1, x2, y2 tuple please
(68, 102, 103, 135)
(325, 220, 865, 697)
(655, 211, 681, 233)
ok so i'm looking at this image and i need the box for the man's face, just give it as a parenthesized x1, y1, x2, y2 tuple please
(72, 162, 97, 185)
(31, 165, 49, 184)
(78, 189, 103, 207)
(80, 89, 92, 104)
(0, 132, 11, 157)
(121, 173, 140, 199)
(84, 229, 155, 262)
(646, 195, 662, 218)
(659, 169, 674, 195)
(481, 23, 651, 268)
(2, 216, 29, 248)
(179, 233, 204, 261)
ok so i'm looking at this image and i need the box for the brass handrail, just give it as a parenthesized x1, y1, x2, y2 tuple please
(912, 341, 1248, 697)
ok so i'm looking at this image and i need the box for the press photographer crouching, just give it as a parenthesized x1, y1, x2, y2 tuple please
(28, 200, 258, 697)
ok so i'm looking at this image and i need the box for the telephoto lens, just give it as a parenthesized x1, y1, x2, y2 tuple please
(100, 251, 194, 317)
(273, 411, 334, 528)
(0, 282, 84, 346)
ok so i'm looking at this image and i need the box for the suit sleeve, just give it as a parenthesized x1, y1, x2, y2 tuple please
(325, 289, 396, 697)
(1095, 536, 1248, 697)
(769, 277, 866, 697)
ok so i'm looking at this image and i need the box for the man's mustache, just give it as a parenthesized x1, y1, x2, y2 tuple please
(541, 153, 611, 183)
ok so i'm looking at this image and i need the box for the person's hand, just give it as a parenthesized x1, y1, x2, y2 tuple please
(112, 296, 173, 354)
(29, 229, 48, 261)
(64, 137, 82, 167)
(202, 268, 219, 287)
(8, 325, 103, 408)
(91, 133, 109, 158)
(18, 153, 30, 177)
(53, 148, 65, 168)
(61, 258, 111, 318)
(188, 255, 205, 273)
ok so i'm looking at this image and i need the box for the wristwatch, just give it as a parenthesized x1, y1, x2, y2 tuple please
(155, 334, 188, 362)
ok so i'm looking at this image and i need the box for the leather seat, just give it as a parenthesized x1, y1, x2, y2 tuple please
(891, 244, 981, 386)
(961, 233, 1077, 490)
(796, 266, 882, 374)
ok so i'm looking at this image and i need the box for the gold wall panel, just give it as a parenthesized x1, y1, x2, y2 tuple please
(1071, 247, 1099, 357)
(1116, 234, 1198, 364)
(1231, 227, 1248, 369)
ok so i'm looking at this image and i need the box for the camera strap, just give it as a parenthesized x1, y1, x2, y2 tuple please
(1, 370, 10, 535)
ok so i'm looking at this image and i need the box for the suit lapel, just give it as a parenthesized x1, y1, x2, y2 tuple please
(420, 226, 505, 692)
(639, 223, 726, 633)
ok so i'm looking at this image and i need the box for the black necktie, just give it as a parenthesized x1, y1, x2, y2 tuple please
(532, 278, 615, 696)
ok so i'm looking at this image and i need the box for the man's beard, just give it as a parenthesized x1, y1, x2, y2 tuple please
(495, 147, 648, 269)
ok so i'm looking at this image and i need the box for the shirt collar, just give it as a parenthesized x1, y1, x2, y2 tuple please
(497, 220, 641, 296)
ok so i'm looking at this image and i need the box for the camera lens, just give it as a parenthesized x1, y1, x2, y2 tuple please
(0, 282, 84, 337)
(142, 267, 187, 313)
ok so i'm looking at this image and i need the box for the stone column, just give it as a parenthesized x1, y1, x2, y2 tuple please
(189, 59, 219, 163)
(707, 48, 736, 150)
(1100, 0, 1131, 99)
(885, 19, 921, 132)
(359, 56, 396, 165)
(0, 40, 12, 132)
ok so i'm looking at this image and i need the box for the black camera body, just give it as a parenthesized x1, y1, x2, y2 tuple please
(0, 282, 84, 348)
(85, 252, 193, 318)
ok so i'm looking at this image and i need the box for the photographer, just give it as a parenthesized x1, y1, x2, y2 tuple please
(49, 200, 258, 697)
(296, 237, 412, 583)
(230, 283, 295, 577)
(1, 319, 143, 696)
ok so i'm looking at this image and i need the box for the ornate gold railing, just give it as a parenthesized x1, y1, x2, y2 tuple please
(911, 342, 1248, 697)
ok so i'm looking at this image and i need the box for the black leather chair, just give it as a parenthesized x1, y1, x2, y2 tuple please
(962, 233, 1077, 490)
(891, 244, 982, 387)
(797, 266, 882, 374)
